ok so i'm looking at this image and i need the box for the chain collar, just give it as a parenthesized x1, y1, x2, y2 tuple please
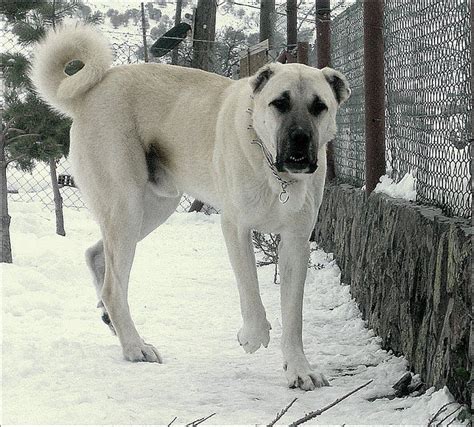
(246, 104, 296, 204)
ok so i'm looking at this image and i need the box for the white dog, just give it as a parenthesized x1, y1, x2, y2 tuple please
(30, 25, 350, 390)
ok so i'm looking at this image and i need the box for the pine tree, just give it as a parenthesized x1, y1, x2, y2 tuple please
(1, 1, 101, 259)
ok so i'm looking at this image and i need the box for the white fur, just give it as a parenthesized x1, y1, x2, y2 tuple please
(29, 24, 112, 116)
(31, 25, 350, 391)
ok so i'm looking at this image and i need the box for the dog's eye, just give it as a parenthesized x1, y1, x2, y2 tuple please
(270, 98, 291, 113)
(309, 100, 327, 116)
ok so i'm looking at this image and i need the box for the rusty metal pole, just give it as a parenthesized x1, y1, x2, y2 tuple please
(470, 0, 474, 219)
(286, 0, 298, 63)
(364, 0, 386, 194)
(316, 0, 335, 181)
(316, 0, 331, 67)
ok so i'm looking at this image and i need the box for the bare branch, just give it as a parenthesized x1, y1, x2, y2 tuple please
(289, 380, 373, 426)
(298, 4, 315, 31)
(167, 416, 178, 426)
(267, 397, 298, 427)
(185, 412, 216, 426)
(427, 402, 458, 427)
(436, 407, 461, 426)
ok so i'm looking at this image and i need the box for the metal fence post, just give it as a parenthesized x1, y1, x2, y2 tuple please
(316, 0, 331, 67)
(286, 0, 298, 63)
(471, 0, 474, 221)
(316, 0, 335, 181)
(364, 0, 386, 194)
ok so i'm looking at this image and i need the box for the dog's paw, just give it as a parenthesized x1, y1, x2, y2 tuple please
(122, 341, 162, 363)
(237, 319, 271, 353)
(284, 357, 329, 391)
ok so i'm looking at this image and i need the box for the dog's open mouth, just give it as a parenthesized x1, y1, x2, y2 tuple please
(290, 155, 306, 162)
(278, 155, 317, 174)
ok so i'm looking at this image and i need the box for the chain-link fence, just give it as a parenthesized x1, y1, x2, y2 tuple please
(384, 0, 471, 218)
(331, 1, 366, 186)
(1, 24, 210, 214)
(331, 0, 472, 218)
(6, 158, 202, 213)
(3, 1, 471, 218)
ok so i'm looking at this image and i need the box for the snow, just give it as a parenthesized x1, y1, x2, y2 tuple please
(2, 200, 463, 425)
(373, 172, 417, 201)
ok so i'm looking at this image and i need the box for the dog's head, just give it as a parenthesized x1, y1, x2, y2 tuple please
(249, 62, 350, 174)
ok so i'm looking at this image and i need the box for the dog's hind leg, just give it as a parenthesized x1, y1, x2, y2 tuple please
(86, 186, 181, 337)
(97, 191, 165, 363)
(85, 240, 115, 333)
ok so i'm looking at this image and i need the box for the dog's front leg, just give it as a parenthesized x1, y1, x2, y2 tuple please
(279, 231, 329, 390)
(221, 217, 271, 353)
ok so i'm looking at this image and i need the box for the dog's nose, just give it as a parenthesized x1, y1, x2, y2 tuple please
(289, 127, 311, 147)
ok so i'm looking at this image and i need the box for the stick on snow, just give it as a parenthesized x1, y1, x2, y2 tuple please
(267, 397, 298, 427)
(427, 402, 458, 427)
(288, 379, 373, 426)
(185, 412, 216, 426)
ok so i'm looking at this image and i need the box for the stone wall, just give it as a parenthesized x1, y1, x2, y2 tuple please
(314, 183, 472, 404)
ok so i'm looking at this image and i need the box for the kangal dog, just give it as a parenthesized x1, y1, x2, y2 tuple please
(30, 24, 350, 390)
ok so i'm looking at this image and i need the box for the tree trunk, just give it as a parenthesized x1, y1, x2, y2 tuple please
(189, 0, 217, 212)
(1, 155, 13, 263)
(49, 158, 65, 236)
(191, 0, 217, 71)
(140, 2, 149, 63)
(171, 0, 183, 65)
(260, 0, 275, 47)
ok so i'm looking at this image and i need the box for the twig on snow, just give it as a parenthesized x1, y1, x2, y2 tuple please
(436, 406, 462, 427)
(185, 412, 216, 426)
(168, 416, 178, 426)
(288, 379, 373, 426)
(427, 402, 458, 427)
(267, 397, 298, 427)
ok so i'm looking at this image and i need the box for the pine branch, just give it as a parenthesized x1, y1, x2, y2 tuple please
(289, 380, 373, 426)
(2, 117, 17, 132)
(6, 133, 40, 145)
(6, 154, 28, 165)
(6, 127, 27, 135)
(267, 397, 298, 427)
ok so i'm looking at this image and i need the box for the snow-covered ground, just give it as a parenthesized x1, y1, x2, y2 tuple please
(2, 200, 463, 425)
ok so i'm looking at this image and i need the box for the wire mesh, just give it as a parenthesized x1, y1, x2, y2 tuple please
(6, 160, 86, 210)
(2, 1, 472, 218)
(384, 0, 472, 218)
(330, 0, 471, 218)
(1, 26, 200, 214)
(330, 1, 366, 187)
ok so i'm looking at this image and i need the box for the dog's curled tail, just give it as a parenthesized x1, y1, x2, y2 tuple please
(30, 24, 112, 117)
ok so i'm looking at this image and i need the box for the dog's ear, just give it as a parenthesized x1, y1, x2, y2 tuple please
(321, 67, 351, 105)
(249, 63, 281, 93)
